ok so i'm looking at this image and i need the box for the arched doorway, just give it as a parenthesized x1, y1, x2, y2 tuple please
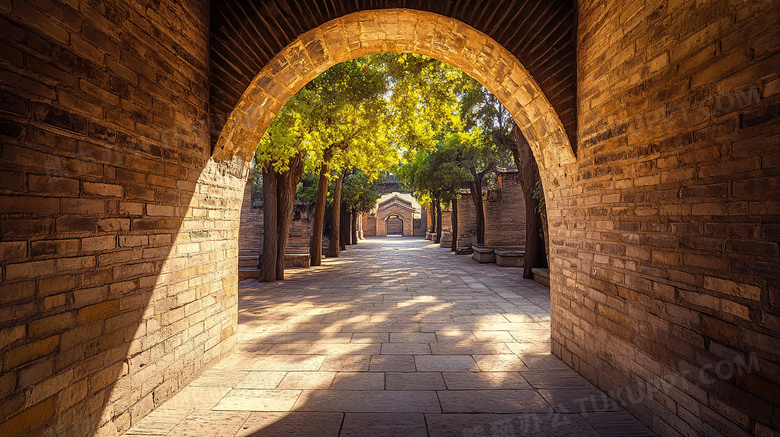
(112, 8, 579, 436)
(385, 215, 404, 236)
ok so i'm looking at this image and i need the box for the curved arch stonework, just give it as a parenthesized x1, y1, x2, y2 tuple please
(212, 9, 576, 189)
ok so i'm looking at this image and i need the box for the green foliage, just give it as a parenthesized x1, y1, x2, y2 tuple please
(254, 52, 517, 216)
(458, 75, 515, 168)
(255, 55, 397, 179)
(342, 170, 381, 214)
(397, 135, 472, 204)
(249, 164, 263, 205)
(296, 172, 319, 204)
(532, 179, 547, 237)
(381, 53, 464, 157)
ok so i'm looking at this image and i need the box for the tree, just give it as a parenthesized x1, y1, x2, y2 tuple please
(255, 92, 310, 282)
(397, 141, 469, 245)
(342, 170, 381, 245)
(456, 75, 515, 244)
(302, 57, 395, 261)
(456, 73, 548, 276)
(512, 129, 548, 278)
(255, 55, 396, 272)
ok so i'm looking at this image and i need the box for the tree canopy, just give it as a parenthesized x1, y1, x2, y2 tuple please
(250, 51, 542, 279)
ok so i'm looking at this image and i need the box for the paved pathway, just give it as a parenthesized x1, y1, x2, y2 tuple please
(126, 238, 654, 437)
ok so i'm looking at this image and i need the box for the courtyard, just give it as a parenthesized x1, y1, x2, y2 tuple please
(125, 238, 654, 436)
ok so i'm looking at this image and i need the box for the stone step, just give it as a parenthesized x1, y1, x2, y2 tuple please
(471, 246, 495, 263)
(494, 250, 525, 267)
(238, 268, 260, 280)
(531, 267, 550, 287)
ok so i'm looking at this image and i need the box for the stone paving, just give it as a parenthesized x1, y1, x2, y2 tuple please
(125, 238, 654, 437)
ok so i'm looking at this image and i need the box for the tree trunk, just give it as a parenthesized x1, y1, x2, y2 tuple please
(328, 171, 344, 257)
(429, 205, 437, 236)
(435, 199, 443, 244)
(340, 204, 349, 250)
(451, 197, 458, 252)
(351, 213, 358, 245)
(512, 127, 544, 279)
(275, 156, 304, 280)
(469, 171, 486, 244)
(310, 152, 332, 266)
(261, 166, 278, 282)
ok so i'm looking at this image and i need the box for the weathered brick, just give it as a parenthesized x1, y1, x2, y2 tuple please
(28, 312, 76, 338)
(681, 183, 728, 198)
(61, 198, 105, 214)
(703, 276, 761, 301)
(6, 259, 56, 280)
(97, 218, 130, 232)
(679, 237, 724, 252)
(4, 335, 59, 369)
(55, 217, 96, 233)
(0, 325, 26, 350)
(0, 241, 27, 260)
(0, 196, 60, 213)
(81, 235, 116, 252)
(75, 300, 120, 325)
(726, 239, 779, 257)
(146, 204, 175, 217)
(83, 181, 124, 197)
(38, 275, 77, 298)
(27, 175, 80, 197)
(0, 396, 56, 436)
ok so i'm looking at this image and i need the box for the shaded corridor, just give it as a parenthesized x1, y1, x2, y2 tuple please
(125, 238, 654, 436)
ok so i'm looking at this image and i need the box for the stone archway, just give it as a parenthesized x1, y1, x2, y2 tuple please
(2, 1, 776, 436)
(211, 10, 576, 191)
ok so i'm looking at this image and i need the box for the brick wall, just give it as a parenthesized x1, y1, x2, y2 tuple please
(375, 203, 414, 237)
(412, 218, 423, 236)
(414, 207, 428, 237)
(238, 182, 262, 260)
(362, 213, 377, 237)
(484, 172, 527, 248)
(456, 194, 480, 247)
(0, 1, 239, 436)
(440, 210, 452, 234)
(549, 1, 780, 435)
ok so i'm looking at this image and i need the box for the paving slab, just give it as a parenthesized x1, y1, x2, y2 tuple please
(165, 411, 250, 437)
(236, 412, 343, 437)
(426, 413, 602, 437)
(386, 372, 446, 390)
(474, 354, 530, 371)
(381, 342, 431, 354)
(213, 389, 301, 411)
(442, 371, 532, 390)
(294, 390, 441, 413)
(277, 371, 336, 390)
(415, 354, 480, 371)
(341, 413, 428, 437)
(331, 372, 385, 390)
(124, 238, 653, 437)
(437, 389, 550, 413)
(369, 355, 416, 372)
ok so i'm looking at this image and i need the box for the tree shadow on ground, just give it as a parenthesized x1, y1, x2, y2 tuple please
(124, 238, 655, 437)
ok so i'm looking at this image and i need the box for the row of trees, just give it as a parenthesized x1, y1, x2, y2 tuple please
(254, 56, 395, 282)
(253, 52, 547, 281)
(395, 61, 547, 278)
